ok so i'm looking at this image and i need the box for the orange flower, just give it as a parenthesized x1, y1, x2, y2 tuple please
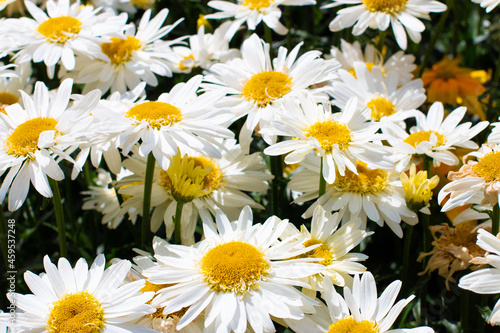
(422, 56, 490, 120)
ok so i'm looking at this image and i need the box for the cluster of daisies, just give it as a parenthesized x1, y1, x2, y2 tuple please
(0, 0, 499, 331)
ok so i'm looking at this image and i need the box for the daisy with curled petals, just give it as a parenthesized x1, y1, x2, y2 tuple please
(459, 229, 500, 325)
(329, 61, 425, 125)
(281, 205, 372, 289)
(0, 79, 100, 211)
(285, 272, 434, 333)
(384, 102, 489, 172)
(205, 0, 315, 38)
(472, 0, 500, 12)
(142, 206, 325, 333)
(66, 9, 183, 94)
(118, 139, 272, 245)
(115, 75, 234, 170)
(203, 33, 340, 152)
(263, 95, 392, 185)
(325, 0, 447, 50)
(4, 0, 127, 77)
(288, 155, 417, 237)
(438, 143, 500, 212)
(0, 254, 157, 332)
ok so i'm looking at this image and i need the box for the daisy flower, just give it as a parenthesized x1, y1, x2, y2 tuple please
(285, 272, 434, 333)
(263, 96, 392, 184)
(203, 33, 340, 152)
(459, 229, 500, 325)
(4, 0, 127, 77)
(326, 0, 447, 50)
(0, 62, 33, 114)
(288, 156, 417, 237)
(384, 102, 489, 172)
(66, 9, 183, 94)
(0, 79, 100, 211)
(281, 205, 372, 289)
(142, 207, 324, 333)
(329, 61, 425, 124)
(331, 39, 417, 86)
(0, 254, 157, 332)
(472, 0, 500, 12)
(439, 143, 500, 211)
(118, 139, 272, 245)
(205, 0, 316, 38)
(110, 75, 234, 170)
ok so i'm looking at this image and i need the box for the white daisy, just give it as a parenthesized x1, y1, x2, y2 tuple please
(0, 254, 157, 332)
(384, 102, 489, 172)
(118, 139, 272, 245)
(4, 0, 127, 77)
(326, 0, 447, 50)
(438, 143, 500, 212)
(288, 155, 417, 237)
(286, 272, 434, 333)
(110, 74, 234, 170)
(205, 0, 316, 38)
(263, 95, 393, 184)
(142, 206, 325, 333)
(472, 0, 500, 12)
(281, 205, 372, 289)
(331, 39, 417, 85)
(329, 61, 425, 125)
(66, 9, 183, 94)
(0, 79, 100, 211)
(0, 62, 33, 114)
(459, 228, 500, 325)
(203, 33, 340, 152)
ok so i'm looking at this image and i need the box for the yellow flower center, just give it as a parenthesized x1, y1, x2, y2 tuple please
(366, 97, 396, 121)
(404, 130, 447, 148)
(200, 241, 270, 294)
(163, 152, 224, 202)
(328, 316, 379, 333)
(242, 0, 272, 10)
(140, 280, 174, 319)
(125, 101, 183, 130)
(242, 71, 292, 107)
(101, 36, 142, 65)
(363, 0, 407, 13)
(335, 162, 389, 194)
(46, 291, 105, 333)
(400, 164, 439, 212)
(297, 239, 333, 266)
(304, 121, 352, 152)
(472, 151, 500, 183)
(0, 92, 19, 114)
(5, 117, 59, 156)
(37, 16, 82, 43)
(179, 54, 195, 70)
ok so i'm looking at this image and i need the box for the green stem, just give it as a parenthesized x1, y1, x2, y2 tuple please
(49, 178, 67, 258)
(141, 152, 156, 249)
(319, 157, 326, 197)
(492, 203, 499, 236)
(270, 155, 284, 217)
(264, 25, 273, 48)
(377, 30, 388, 53)
(487, 52, 500, 118)
(0, 205, 7, 267)
(173, 201, 185, 245)
(461, 289, 470, 333)
(401, 225, 414, 289)
(417, 0, 453, 78)
(478, 294, 488, 333)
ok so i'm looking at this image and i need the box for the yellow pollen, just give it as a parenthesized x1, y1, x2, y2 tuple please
(101, 36, 142, 65)
(179, 54, 195, 70)
(366, 97, 396, 121)
(0, 92, 19, 114)
(328, 316, 379, 333)
(304, 121, 352, 152)
(46, 291, 104, 333)
(363, 0, 407, 13)
(335, 161, 388, 194)
(37, 16, 82, 43)
(242, 0, 272, 10)
(242, 71, 292, 107)
(140, 280, 174, 319)
(404, 130, 447, 148)
(5, 117, 59, 156)
(200, 241, 270, 294)
(125, 101, 183, 129)
(472, 151, 500, 183)
(297, 239, 333, 266)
